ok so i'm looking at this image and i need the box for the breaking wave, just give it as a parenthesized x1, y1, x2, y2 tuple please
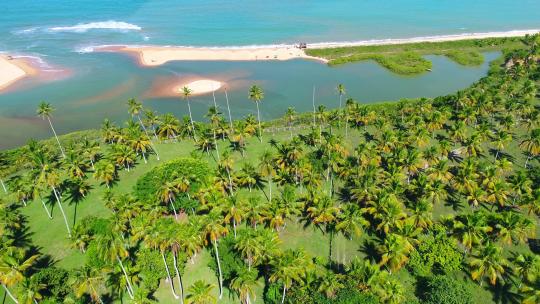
(48, 21, 142, 33)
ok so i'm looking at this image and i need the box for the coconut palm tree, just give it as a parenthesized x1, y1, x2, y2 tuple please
(469, 242, 509, 286)
(94, 231, 135, 299)
(36, 101, 66, 158)
(248, 85, 264, 142)
(186, 280, 216, 304)
(202, 212, 228, 299)
(93, 160, 116, 188)
(258, 150, 275, 202)
(337, 83, 346, 110)
(16, 276, 45, 304)
(269, 249, 311, 304)
(127, 98, 160, 161)
(284, 107, 296, 139)
(181, 86, 197, 141)
(377, 233, 413, 273)
(230, 268, 259, 304)
(520, 128, 540, 168)
(0, 248, 39, 304)
(71, 265, 106, 303)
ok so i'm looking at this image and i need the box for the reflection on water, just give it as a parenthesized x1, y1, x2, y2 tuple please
(0, 51, 500, 149)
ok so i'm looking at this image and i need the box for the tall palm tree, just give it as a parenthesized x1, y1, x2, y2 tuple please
(127, 98, 160, 161)
(186, 280, 216, 304)
(182, 86, 197, 141)
(377, 233, 414, 273)
(285, 107, 296, 139)
(93, 160, 116, 188)
(337, 83, 346, 110)
(224, 88, 234, 133)
(520, 128, 540, 168)
(203, 212, 228, 299)
(230, 268, 259, 304)
(258, 150, 275, 202)
(94, 231, 135, 299)
(71, 265, 106, 303)
(469, 242, 509, 286)
(269, 249, 311, 304)
(0, 248, 39, 304)
(37, 101, 65, 158)
(248, 85, 264, 142)
(16, 276, 45, 304)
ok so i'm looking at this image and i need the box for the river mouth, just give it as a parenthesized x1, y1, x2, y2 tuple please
(0, 51, 500, 149)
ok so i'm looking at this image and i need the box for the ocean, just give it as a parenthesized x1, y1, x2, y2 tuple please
(1, 0, 539, 148)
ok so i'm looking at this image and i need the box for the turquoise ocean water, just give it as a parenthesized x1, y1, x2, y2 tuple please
(1, 0, 539, 148)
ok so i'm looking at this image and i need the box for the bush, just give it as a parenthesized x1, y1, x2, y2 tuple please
(408, 226, 463, 277)
(263, 281, 283, 304)
(33, 267, 71, 301)
(421, 275, 473, 304)
(134, 157, 211, 204)
(208, 235, 245, 285)
(136, 248, 166, 291)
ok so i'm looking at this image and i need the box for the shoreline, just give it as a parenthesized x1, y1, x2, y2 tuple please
(0, 55, 37, 92)
(96, 29, 539, 66)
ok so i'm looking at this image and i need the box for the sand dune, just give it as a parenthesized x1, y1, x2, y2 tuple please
(0, 55, 33, 91)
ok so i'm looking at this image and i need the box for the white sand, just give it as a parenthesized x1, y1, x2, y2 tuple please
(102, 29, 539, 66)
(0, 55, 29, 91)
(114, 46, 326, 66)
(175, 79, 223, 96)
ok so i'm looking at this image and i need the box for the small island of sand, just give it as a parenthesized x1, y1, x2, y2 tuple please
(175, 79, 223, 96)
(102, 45, 327, 66)
(0, 55, 35, 92)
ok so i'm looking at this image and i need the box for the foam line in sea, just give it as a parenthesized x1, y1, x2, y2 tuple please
(79, 28, 540, 54)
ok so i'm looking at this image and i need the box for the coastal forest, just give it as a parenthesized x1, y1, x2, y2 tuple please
(1, 34, 540, 304)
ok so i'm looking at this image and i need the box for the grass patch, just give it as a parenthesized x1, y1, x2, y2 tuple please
(306, 36, 525, 75)
(442, 50, 484, 66)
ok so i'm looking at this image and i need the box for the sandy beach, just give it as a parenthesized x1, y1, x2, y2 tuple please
(101, 29, 539, 67)
(0, 55, 35, 91)
(104, 45, 327, 66)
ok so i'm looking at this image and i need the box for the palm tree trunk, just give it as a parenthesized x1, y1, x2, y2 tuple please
(116, 256, 134, 299)
(233, 219, 237, 238)
(281, 285, 287, 304)
(213, 129, 220, 162)
(269, 178, 272, 202)
(213, 240, 224, 299)
(226, 168, 234, 196)
(2, 284, 18, 304)
(524, 155, 531, 168)
(0, 178, 6, 193)
(212, 90, 218, 108)
(169, 196, 178, 220)
(46, 117, 66, 158)
(312, 86, 316, 126)
(187, 99, 197, 141)
(40, 198, 53, 219)
(161, 251, 180, 299)
(255, 101, 262, 142)
(52, 186, 72, 237)
(173, 252, 184, 304)
(224, 89, 233, 133)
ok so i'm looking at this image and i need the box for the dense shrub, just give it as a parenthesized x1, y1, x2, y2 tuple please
(263, 281, 283, 304)
(208, 235, 245, 285)
(136, 248, 167, 291)
(420, 275, 473, 304)
(408, 226, 463, 276)
(33, 267, 71, 301)
(134, 157, 211, 204)
(75, 216, 111, 236)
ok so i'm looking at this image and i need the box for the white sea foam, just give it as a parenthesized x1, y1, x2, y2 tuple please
(75, 46, 96, 53)
(49, 21, 142, 33)
(84, 29, 540, 54)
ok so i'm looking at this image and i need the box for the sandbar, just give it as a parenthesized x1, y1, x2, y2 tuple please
(0, 55, 35, 91)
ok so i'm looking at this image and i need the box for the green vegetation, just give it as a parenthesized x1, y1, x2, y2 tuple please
(306, 36, 527, 74)
(1, 34, 540, 304)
